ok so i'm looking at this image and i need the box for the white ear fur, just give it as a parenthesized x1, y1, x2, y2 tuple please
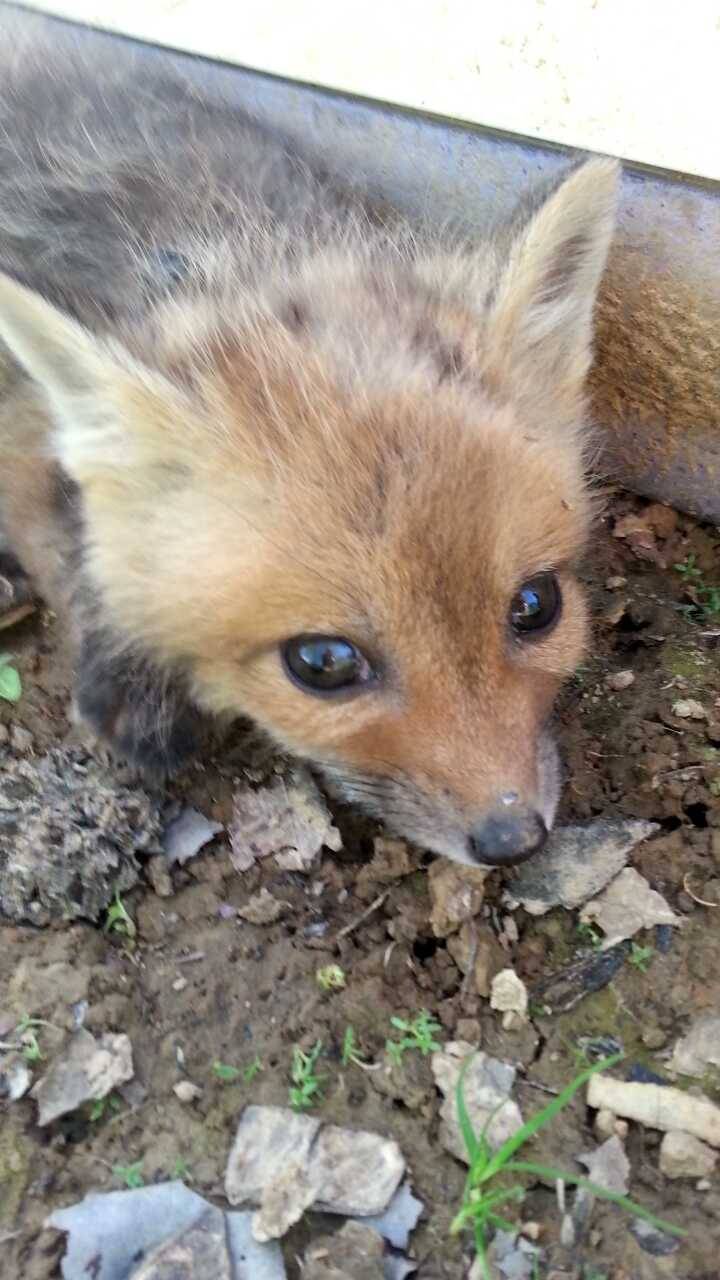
(0, 271, 181, 482)
(484, 157, 620, 401)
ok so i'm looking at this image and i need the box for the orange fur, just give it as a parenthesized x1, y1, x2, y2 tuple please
(0, 20, 619, 863)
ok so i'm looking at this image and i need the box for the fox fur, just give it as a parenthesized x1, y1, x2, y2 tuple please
(0, 12, 619, 866)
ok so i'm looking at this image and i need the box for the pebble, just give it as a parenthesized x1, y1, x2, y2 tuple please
(173, 1080, 203, 1104)
(605, 576, 628, 590)
(427, 859, 487, 937)
(172, 977, 188, 992)
(671, 698, 706, 720)
(490, 969, 528, 1028)
(606, 670, 635, 691)
(659, 1131, 718, 1179)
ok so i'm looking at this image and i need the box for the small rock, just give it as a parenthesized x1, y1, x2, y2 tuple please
(225, 1106, 404, 1218)
(630, 1218, 681, 1257)
(486, 1229, 541, 1280)
(48, 1184, 286, 1280)
(130, 1205, 230, 1278)
(587, 1074, 720, 1147)
(671, 698, 706, 720)
(362, 1180, 424, 1250)
(0, 1053, 32, 1101)
(431, 1041, 523, 1164)
(173, 1081, 202, 1104)
(303, 1221, 385, 1280)
(581, 867, 682, 946)
(237, 889, 287, 925)
(446, 922, 504, 997)
(659, 1131, 718, 1179)
(594, 1108, 628, 1141)
(606, 670, 635, 691)
(357, 838, 413, 892)
(253, 1162, 318, 1242)
(32, 1029, 133, 1125)
(490, 969, 528, 1028)
(669, 1014, 720, 1077)
(605, 576, 628, 590)
(520, 1222, 542, 1241)
(146, 856, 174, 897)
(172, 976, 188, 992)
(508, 819, 658, 916)
(578, 1135, 630, 1195)
(641, 1026, 668, 1051)
(369, 1048, 433, 1112)
(455, 1018, 482, 1045)
(163, 808, 224, 866)
(427, 859, 487, 937)
(230, 771, 341, 873)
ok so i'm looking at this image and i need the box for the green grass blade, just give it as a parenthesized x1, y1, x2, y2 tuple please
(505, 1161, 686, 1237)
(455, 1053, 481, 1164)
(478, 1054, 623, 1183)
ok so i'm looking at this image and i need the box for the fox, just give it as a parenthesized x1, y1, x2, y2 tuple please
(0, 13, 619, 870)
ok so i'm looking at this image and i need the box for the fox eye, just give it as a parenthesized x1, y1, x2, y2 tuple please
(282, 634, 375, 694)
(510, 572, 562, 636)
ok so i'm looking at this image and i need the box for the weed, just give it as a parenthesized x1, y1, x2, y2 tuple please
(15, 1015, 43, 1063)
(0, 653, 21, 703)
(212, 1060, 242, 1083)
(243, 1055, 263, 1083)
(113, 1160, 144, 1189)
(172, 1156, 192, 1181)
(449, 1053, 685, 1278)
(674, 555, 720, 621)
(341, 1026, 368, 1068)
(576, 921, 603, 951)
(89, 1094, 122, 1122)
(289, 1040, 325, 1111)
(629, 943, 654, 972)
(316, 964, 346, 991)
(385, 1010, 442, 1065)
(105, 890, 136, 941)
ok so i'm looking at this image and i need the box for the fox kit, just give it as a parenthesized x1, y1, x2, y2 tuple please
(0, 18, 619, 869)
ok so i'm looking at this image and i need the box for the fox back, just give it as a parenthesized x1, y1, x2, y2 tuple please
(0, 13, 619, 866)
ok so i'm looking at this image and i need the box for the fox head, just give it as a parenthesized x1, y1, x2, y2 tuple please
(0, 157, 618, 868)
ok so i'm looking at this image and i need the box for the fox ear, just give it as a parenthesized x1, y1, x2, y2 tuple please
(483, 158, 619, 417)
(0, 271, 182, 485)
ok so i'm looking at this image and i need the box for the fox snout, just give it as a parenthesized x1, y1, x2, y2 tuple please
(468, 801, 548, 867)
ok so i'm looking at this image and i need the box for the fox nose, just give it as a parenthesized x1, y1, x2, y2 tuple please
(468, 806, 548, 867)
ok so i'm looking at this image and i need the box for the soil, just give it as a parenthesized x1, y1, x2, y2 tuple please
(1, 491, 720, 1280)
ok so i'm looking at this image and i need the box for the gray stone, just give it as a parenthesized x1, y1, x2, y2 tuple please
(230, 770, 341, 873)
(659, 1131, 718, 1179)
(669, 1014, 720, 1077)
(32, 1029, 133, 1125)
(509, 819, 658, 916)
(163, 808, 223, 866)
(431, 1041, 523, 1164)
(225, 1105, 404, 1219)
(48, 1183, 285, 1280)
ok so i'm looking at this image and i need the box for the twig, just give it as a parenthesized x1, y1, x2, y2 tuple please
(335, 891, 389, 940)
(683, 873, 719, 908)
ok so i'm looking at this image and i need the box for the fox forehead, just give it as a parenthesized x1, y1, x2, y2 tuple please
(140, 350, 591, 660)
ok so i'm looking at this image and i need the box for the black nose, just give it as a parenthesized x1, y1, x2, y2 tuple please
(468, 807, 548, 867)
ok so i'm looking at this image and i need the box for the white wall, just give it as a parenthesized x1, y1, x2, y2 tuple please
(16, 0, 720, 181)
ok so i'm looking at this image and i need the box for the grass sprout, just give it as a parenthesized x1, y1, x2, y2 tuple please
(450, 1052, 685, 1278)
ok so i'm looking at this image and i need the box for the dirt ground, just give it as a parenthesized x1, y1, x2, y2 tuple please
(1, 490, 720, 1280)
